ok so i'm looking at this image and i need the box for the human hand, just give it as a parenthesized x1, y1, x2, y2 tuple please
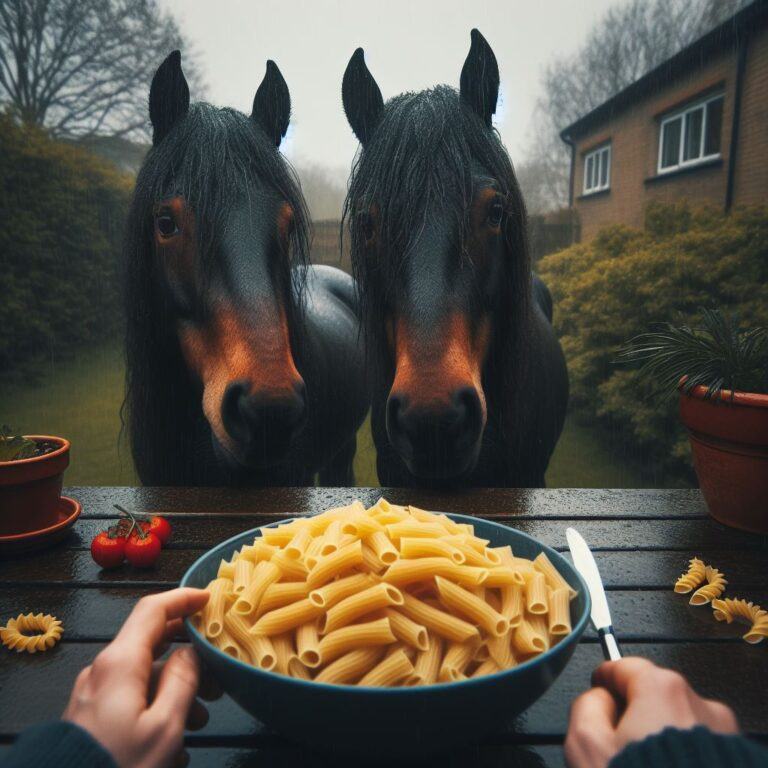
(565, 657, 738, 768)
(63, 588, 210, 768)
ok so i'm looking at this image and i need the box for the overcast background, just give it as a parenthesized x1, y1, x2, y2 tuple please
(159, 0, 616, 177)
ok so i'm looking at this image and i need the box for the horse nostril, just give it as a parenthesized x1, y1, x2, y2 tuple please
(221, 379, 252, 444)
(451, 386, 483, 442)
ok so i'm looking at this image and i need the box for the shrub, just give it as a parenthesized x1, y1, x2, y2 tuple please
(538, 202, 768, 482)
(0, 113, 132, 377)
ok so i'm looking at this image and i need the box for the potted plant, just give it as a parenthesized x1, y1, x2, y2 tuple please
(0, 426, 71, 537)
(620, 309, 768, 534)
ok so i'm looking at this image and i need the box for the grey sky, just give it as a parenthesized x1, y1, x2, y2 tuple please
(160, 0, 617, 174)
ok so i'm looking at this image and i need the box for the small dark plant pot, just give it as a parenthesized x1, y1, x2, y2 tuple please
(679, 386, 768, 534)
(0, 436, 70, 536)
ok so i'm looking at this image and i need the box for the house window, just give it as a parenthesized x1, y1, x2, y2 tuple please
(658, 94, 723, 173)
(583, 144, 611, 194)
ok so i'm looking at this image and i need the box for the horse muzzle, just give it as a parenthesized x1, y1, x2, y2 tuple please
(386, 385, 485, 480)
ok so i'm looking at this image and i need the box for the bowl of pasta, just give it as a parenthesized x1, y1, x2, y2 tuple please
(181, 500, 590, 756)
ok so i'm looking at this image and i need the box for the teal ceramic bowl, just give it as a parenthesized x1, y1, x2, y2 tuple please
(181, 514, 590, 756)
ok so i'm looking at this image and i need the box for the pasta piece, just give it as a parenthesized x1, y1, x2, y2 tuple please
(489, 545, 514, 566)
(486, 632, 516, 669)
(399, 592, 480, 643)
(308, 573, 376, 609)
(527, 614, 551, 652)
(261, 523, 301, 546)
(321, 583, 404, 634)
(217, 558, 236, 580)
(513, 618, 546, 655)
(386, 521, 446, 541)
(435, 576, 508, 637)
(360, 648, 414, 687)
(239, 540, 277, 564)
(409, 632, 443, 685)
(270, 549, 309, 581)
(320, 520, 343, 556)
(0, 613, 63, 654)
(526, 572, 549, 615)
(484, 567, 526, 588)
(250, 598, 323, 636)
(213, 628, 246, 662)
(317, 617, 397, 665)
(473, 642, 490, 662)
(233, 558, 254, 594)
(383, 558, 488, 588)
(534, 552, 577, 599)
(306, 540, 364, 589)
(447, 539, 497, 568)
(674, 557, 707, 594)
(500, 584, 523, 627)
(361, 542, 387, 574)
(471, 658, 501, 678)
(690, 566, 727, 606)
(712, 598, 768, 644)
(232, 562, 280, 617)
(399, 537, 465, 564)
(272, 632, 296, 675)
(385, 609, 429, 651)
(285, 527, 312, 559)
(314, 647, 385, 685)
(548, 587, 572, 637)
(296, 620, 322, 667)
(245, 632, 277, 670)
(439, 638, 479, 682)
(257, 582, 310, 617)
(203, 577, 233, 637)
(288, 657, 312, 680)
(342, 508, 385, 538)
(369, 530, 400, 564)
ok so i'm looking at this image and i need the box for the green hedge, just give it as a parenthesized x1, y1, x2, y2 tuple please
(0, 114, 132, 377)
(538, 202, 768, 482)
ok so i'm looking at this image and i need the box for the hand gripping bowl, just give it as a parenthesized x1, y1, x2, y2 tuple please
(181, 514, 590, 756)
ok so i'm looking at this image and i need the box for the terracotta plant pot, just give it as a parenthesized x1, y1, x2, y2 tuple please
(679, 386, 768, 534)
(0, 436, 70, 536)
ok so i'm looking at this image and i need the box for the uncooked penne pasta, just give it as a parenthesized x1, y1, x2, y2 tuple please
(548, 587, 572, 636)
(435, 576, 508, 637)
(194, 499, 578, 687)
(203, 577, 232, 638)
(359, 648, 414, 687)
(321, 583, 404, 634)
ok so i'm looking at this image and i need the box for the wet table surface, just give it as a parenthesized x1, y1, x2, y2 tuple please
(1, 487, 767, 767)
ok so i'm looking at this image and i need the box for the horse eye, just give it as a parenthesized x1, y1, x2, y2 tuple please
(487, 202, 504, 228)
(156, 214, 179, 238)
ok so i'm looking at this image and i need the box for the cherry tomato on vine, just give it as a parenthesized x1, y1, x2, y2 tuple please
(142, 515, 172, 545)
(90, 531, 127, 569)
(124, 531, 162, 568)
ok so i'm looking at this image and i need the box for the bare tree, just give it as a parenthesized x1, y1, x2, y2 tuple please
(0, 0, 203, 139)
(519, 0, 748, 214)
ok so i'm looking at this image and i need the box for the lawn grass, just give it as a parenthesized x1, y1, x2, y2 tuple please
(1, 343, 647, 488)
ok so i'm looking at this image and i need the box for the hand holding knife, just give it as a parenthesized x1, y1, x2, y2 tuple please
(566, 527, 622, 661)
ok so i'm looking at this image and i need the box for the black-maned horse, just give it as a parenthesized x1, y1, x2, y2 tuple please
(124, 52, 367, 486)
(341, 30, 568, 487)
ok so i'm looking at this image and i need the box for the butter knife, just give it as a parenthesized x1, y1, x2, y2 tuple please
(566, 527, 622, 661)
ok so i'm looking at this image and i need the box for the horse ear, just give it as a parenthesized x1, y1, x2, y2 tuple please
(342, 48, 384, 145)
(251, 60, 291, 147)
(459, 29, 499, 128)
(149, 50, 190, 146)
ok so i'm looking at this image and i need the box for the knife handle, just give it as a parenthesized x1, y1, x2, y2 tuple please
(598, 626, 622, 661)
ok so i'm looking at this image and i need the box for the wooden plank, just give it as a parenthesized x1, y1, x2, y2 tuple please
(1, 642, 765, 739)
(3, 549, 767, 590)
(65, 486, 709, 520)
(43, 515, 766, 552)
(1, 585, 765, 643)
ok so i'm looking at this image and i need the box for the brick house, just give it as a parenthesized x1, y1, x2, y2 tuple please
(560, 0, 768, 241)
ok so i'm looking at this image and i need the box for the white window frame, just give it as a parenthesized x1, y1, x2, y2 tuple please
(583, 143, 611, 195)
(657, 93, 723, 174)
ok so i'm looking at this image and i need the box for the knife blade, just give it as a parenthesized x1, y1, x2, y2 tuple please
(566, 527, 622, 661)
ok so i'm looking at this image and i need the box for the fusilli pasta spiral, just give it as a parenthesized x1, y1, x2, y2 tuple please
(689, 566, 727, 606)
(674, 557, 707, 594)
(712, 598, 768, 645)
(0, 613, 63, 653)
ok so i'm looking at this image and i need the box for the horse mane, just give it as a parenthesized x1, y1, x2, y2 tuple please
(123, 103, 311, 484)
(342, 85, 532, 467)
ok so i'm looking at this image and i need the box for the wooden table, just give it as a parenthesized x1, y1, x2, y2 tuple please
(1, 488, 767, 767)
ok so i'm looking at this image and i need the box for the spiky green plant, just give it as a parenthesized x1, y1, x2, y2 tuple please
(0, 426, 37, 461)
(618, 309, 768, 400)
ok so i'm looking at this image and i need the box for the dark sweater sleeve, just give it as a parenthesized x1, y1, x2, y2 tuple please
(610, 726, 768, 768)
(1, 721, 117, 768)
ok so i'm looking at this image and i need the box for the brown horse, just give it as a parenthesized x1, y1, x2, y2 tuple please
(124, 52, 368, 486)
(342, 31, 568, 487)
